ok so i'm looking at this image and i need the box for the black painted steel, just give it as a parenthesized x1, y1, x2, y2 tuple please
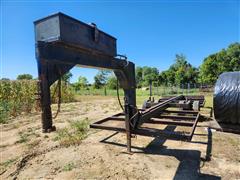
(35, 13, 136, 135)
(91, 97, 201, 144)
(35, 13, 203, 152)
(34, 12, 116, 57)
(214, 72, 240, 124)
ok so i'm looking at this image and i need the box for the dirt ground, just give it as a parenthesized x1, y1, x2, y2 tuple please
(1, 96, 240, 180)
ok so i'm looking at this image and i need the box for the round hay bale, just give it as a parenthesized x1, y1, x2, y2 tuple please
(213, 72, 240, 124)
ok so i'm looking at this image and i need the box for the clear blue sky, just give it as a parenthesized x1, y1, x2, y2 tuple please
(1, 1, 239, 83)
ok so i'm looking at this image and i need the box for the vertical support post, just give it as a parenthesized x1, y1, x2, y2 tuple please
(123, 88, 136, 153)
(209, 107, 213, 117)
(149, 80, 152, 97)
(177, 84, 179, 95)
(104, 87, 107, 96)
(115, 61, 136, 153)
(37, 61, 54, 132)
(124, 102, 131, 153)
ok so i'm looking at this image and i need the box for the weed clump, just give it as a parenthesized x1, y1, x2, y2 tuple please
(63, 162, 75, 171)
(15, 128, 40, 144)
(0, 158, 18, 173)
(54, 118, 89, 147)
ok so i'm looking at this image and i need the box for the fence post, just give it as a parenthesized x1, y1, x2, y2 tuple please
(104, 87, 107, 96)
(185, 84, 187, 95)
(149, 80, 152, 97)
(163, 86, 165, 96)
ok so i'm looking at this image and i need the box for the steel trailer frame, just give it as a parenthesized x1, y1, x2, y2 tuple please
(90, 95, 201, 152)
(35, 13, 203, 153)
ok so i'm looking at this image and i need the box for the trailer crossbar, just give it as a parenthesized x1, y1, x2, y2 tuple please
(90, 98, 201, 144)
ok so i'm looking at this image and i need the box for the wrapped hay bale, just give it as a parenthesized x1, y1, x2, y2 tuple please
(214, 72, 240, 124)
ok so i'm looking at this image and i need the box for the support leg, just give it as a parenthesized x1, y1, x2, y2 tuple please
(38, 62, 55, 132)
(125, 103, 132, 153)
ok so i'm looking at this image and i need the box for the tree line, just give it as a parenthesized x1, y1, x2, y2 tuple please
(7, 42, 240, 89)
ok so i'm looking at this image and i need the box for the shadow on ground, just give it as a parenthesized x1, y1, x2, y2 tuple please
(100, 126, 220, 180)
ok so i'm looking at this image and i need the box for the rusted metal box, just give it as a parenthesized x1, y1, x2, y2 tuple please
(34, 12, 116, 57)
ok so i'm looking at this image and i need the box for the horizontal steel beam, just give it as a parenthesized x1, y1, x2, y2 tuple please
(110, 117, 125, 121)
(137, 95, 185, 127)
(159, 115, 196, 120)
(163, 110, 199, 114)
(90, 123, 125, 132)
(37, 42, 126, 71)
(90, 123, 191, 141)
(132, 128, 190, 140)
(159, 95, 205, 107)
(149, 118, 194, 126)
(168, 103, 191, 108)
(92, 113, 124, 124)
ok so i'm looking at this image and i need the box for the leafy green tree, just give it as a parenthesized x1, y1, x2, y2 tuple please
(62, 72, 73, 84)
(199, 54, 219, 84)
(186, 67, 199, 84)
(140, 66, 159, 87)
(199, 42, 240, 84)
(78, 76, 88, 88)
(158, 71, 168, 86)
(227, 43, 240, 71)
(106, 76, 117, 89)
(171, 54, 188, 70)
(135, 67, 143, 88)
(17, 74, 33, 80)
(158, 54, 198, 86)
(73, 76, 88, 91)
(135, 66, 159, 87)
(1, 78, 10, 81)
(93, 70, 111, 89)
(165, 69, 176, 85)
(175, 66, 186, 85)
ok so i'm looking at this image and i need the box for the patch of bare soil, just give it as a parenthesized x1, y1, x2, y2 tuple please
(1, 96, 240, 179)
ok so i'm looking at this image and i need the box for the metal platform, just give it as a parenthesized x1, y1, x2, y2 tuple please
(158, 95, 205, 107)
(91, 95, 202, 147)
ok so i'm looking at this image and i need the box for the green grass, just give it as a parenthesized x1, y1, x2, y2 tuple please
(54, 118, 89, 147)
(62, 162, 75, 171)
(74, 86, 202, 97)
(204, 94, 213, 108)
(16, 128, 40, 144)
(75, 90, 213, 109)
(75, 86, 207, 108)
(0, 158, 18, 169)
(16, 132, 29, 143)
(27, 139, 41, 149)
